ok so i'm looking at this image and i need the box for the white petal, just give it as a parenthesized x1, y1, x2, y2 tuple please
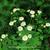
(30, 10, 35, 14)
(1, 34, 6, 39)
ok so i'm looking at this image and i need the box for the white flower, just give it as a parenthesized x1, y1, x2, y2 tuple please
(22, 35, 28, 41)
(18, 26, 23, 31)
(19, 17, 24, 21)
(30, 14, 35, 18)
(13, 8, 17, 12)
(9, 20, 16, 26)
(30, 10, 35, 14)
(27, 25, 32, 31)
(28, 34, 32, 39)
(13, 8, 20, 12)
(0, 39, 2, 41)
(9, 21, 14, 26)
(20, 21, 26, 26)
(1, 34, 6, 39)
(37, 10, 42, 14)
(46, 23, 50, 26)
(27, 9, 30, 12)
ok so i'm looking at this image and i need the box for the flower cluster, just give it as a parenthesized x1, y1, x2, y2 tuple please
(22, 34, 32, 41)
(0, 34, 8, 41)
(9, 8, 43, 42)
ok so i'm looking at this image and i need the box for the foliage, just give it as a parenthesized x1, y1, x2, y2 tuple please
(0, 0, 50, 50)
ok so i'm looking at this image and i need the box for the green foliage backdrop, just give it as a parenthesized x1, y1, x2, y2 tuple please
(0, 0, 50, 50)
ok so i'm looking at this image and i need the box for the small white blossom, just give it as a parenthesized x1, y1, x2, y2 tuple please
(13, 8, 17, 12)
(18, 26, 23, 31)
(9, 21, 14, 26)
(19, 17, 24, 21)
(22, 35, 28, 41)
(30, 14, 35, 18)
(37, 10, 42, 14)
(27, 25, 33, 31)
(0, 39, 2, 41)
(30, 10, 35, 14)
(9, 20, 16, 26)
(27, 9, 30, 12)
(1, 34, 6, 39)
(46, 23, 50, 27)
(20, 21, 26, 26)
(28, 34, 32, 39)
(13, 8, 20, 12)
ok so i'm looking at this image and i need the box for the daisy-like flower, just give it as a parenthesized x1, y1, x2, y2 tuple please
(18, 26, 23, 31)
(19, 17, 24, 21)
(37, 10, 42, 14)
(46, 23, 50, 27)
(9, 21, 14, 26)
(27, 9, 30, 12)
(22, 35, 28, 41)
(30, 14, 35, 18)
(30, 10, 35, 14)
(28, 34, 32, 39)
(1, 34, 6, 39)
(27, 25, 33, 31)
(20, 21, 26, 26)
(9, 20, 16, 26)
(13, 8, 20, 12)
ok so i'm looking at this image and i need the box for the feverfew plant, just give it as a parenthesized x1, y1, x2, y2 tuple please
(0, 7, 49, 50)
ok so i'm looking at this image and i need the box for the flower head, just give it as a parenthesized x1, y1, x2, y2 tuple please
(30, 10, 35, 14)
(27, 25, 33, 31)
(9, 21, 14, 26)
(37, 10, 42, 14)
(22, 35, 28, 41)
(20, 21, 26, 26)
(46, 23, 50, 27)
(19, 17, 24, 21)
(1, 34, 6, 39)
(18, 26, 23, 31)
